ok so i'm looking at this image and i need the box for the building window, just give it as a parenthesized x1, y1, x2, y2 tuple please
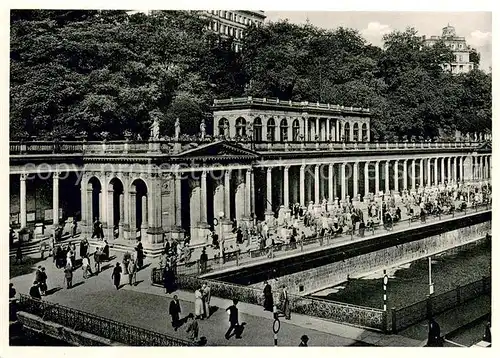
(235, 117, 246, 137)
(292, 119, 300, 141)
(280, 118, 288, 141)
(253, 118, 262, 141)
(459, 55, 463, 62)
(343, 122, 350, 142)
(361, 123, 368, 142)
(267, 118, 276, 142)
(353, 123, 359, 142)
(218, 118, 229, 137)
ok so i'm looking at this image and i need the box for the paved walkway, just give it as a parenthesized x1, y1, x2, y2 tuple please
(10, 252, 420, 346)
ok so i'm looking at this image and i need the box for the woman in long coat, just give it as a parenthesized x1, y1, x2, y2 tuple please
(111, 262, 122, 290)
(135, 241, 144, 268)
(194, 287, 204, 319)
(263, 281, 274, 312)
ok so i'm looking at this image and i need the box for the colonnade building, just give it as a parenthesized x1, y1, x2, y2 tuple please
(9, 97, 491, 252)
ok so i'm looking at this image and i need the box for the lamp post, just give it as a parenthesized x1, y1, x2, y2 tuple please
(218, 211, 224, 262)
(383, 270, 388, 311)
(428, 256, 434, 295)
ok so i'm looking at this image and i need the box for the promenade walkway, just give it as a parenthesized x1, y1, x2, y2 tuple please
(10, 251, 420, 347)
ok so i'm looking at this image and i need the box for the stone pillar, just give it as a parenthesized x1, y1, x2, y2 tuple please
(447, 157, 451, 184)
(427, 158, 432, 187)
(434, 157, 439, 185)
(141, 194, 147, 229)
(299, 165, 305, 206)
(403, 159, 408, 191)
(353, 162, 359, 199)
(122, 174, 130, 239)
(479, 156, 483, 180)
(20, 173, 27, 228)
(119, 193, 124, 238)
(80, 178, 87, 233)
(393, 160, 399, 193)
(385, 161, 390, 194)
(375, 161, 380, 195)
(459, 156, 464, 182)
(175, 174, 182, 227)
(326, 119, 330, 141)
(107, 185, 114, 239)
(235, 171, 246, 223)
(200, 170, 208, 223)
(245, 169, 252, 216)
(86, 187, 93, 228)
(316, 117, 320, 140)
(100, 175, 108, 232)
(364, 162, 369, 198)
(340, 163, 346, 200)
(314, 164, 320, 204)
(129, 188, 137, 238)
(52, 171, 60, 226)
(419, 159, 424, 188)
(411, 159, 416, 190)
(335, 120, 340, 142)
(224, 169, 231, 217)
(304, 118, 309, 141)
(440, 157, 445, 184)
(452, 157, 457, 183)
(283, 166, 289, 208)
(265, 167, 274, 222)
(328, 164, 334, 202)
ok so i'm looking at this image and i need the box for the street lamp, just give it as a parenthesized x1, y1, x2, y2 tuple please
(218, 211, 224, 262)
(428, 256, 434, 295)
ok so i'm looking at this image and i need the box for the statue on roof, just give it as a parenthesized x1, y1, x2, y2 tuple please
(200, 119, 206, 140)
(174, 118, 181, 140)
(149, 117, 160, 140)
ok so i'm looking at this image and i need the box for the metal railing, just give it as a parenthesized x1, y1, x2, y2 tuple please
(16, 294, 194, 346)
(168, 203, 490, 277)
(391, 276, 491, 333)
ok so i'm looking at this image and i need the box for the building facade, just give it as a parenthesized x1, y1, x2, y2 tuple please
(203, 10, 266, 52)
(423, 24, 474, 74)
(9, 98, 491, 253)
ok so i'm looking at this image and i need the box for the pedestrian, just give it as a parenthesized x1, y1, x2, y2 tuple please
(9, 283, 16, 299)
(66, 249, 73, 269)
(186, 314, 199, 342)
(483, 321, 491, 343)
(80, 237, 89, 258)
(194, 286, 204, 319)
(279, 285, 291, 320)
(111, 262, 122, 290)
(15, 245, 22, 265)
(82, 255, 93, 279)
(200, 248, 208, 273)
(63, 265, 73, 289)
(102, 240, 110, 261)
(225, 299, 241, 339)
(29, 281, 41, 299)
(38, 267, 48, 296)
(128, 258, 137, 286)
(427, 318, 442, 347)
(299, 335, 309, 347)
(169, 295, 182, 331)
(202, 283, 211, 318)
(263, 280, 274, 312)
(135, 240, 144, 269)
(94, 247, 101, 274)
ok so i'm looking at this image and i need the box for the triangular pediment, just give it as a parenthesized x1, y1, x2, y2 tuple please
(174, 140, 260, 160)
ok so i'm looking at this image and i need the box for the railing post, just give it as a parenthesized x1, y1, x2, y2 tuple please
(391, 308, 397, 333)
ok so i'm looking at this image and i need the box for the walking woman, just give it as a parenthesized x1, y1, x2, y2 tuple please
(111, 262, 122, 290)
(128, 258, 137, 286)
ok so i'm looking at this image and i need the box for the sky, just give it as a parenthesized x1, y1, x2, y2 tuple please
(265, 11, 492, 71)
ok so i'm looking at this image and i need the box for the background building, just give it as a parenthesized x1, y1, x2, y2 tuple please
(423, 24, 474, 74)
(203, 10, 266, 52)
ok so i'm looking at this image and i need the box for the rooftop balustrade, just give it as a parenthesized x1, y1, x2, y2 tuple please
(9, 138, 487, 156)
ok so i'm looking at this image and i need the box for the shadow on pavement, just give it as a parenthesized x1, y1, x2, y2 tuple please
(71, 281, 84, 289)
(10, 257, 46, 279)
(45, 287, 62, 296)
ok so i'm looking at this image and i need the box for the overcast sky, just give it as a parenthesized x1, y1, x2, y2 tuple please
(265, 11, 492, 71)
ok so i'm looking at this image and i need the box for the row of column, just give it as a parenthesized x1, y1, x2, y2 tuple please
(264, 154, 491, 209)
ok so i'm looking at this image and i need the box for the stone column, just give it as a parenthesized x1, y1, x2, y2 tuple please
(122, 174, 130, 239)
(119, 193, 124, 238)
(326, 119, 330, 141)
(245, 169, 252, 216)
(314, 164, 320, 204)
(100, 175, 108, 232)
(459, 156, 464, 182)
(393, 160, 399, 194)
(147, 175, 164, 244)
(479, 156, 483, 180)
(434, 157, 439, 185)
(106, 185, 114, 239)
(20, 173, 27, 228)
(403, 159, 408, 191)
(411, 159, 416, 190)
(427, 158, 432, 187)
(299, 165, 305, 206)
(375, 161, 380, 195)
(140, 193, 148, 241)
(86, 187, 93, 228)
(328, 164, 334, 203)
(447, 157, 451, 184)
(349, 125, 354, 142)
(385, 161, 390, 194)
(283, 166, 289, 208)
(224, 169, 231, 217)
(200, 170, 208, 223)
(353, 162, 359, 198)
(419, 159, 424, 188)
(364, 162, 370, 198)
(340, 163, 346, 200)
(440, 157, 445, 184)
(452, 157, 457, 183)
(129, 188, 137, 238)
(80, 177, 87, 233)
(175, 174, 182, 227)
(304, 117, 309, 141)
(265, 167, 274, 222)
(52, 171, 60, 226)
(316, 117, 320, 140)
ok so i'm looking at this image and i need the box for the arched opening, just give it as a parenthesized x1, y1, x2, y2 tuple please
(353, 123, 359, 142)
(344, 122, 350, 142)
(88, 177, 101, 222)
(267, 118, 276, 142)
(361, 123, 368, 142)
(253, 118, 262, 141)
(109, 177, 124, 238)
(235, 117, 247, 137)
(131, 179, 148, 239)
(280, 118, 288, 141)
(292, 119, 300, 141)
(218, 118, 229, 137)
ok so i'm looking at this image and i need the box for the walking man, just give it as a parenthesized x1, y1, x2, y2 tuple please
(29, 281, 41, 299)
(111, 262, 122, 290)
(63, 265, 73, 289)
(128, 258, 137, 286)
(169, 295, 182, 331)
(225, 299, 241, 339)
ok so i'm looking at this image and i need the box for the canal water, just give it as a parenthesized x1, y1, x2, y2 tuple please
(312, 239, 491, 309)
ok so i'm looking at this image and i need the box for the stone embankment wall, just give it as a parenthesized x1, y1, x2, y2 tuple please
(251, 220, 491, 295)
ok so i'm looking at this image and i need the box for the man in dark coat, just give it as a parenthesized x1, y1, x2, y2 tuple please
(135, 240, 144, 268)
(299, 335, 309, 346)
(111, 262, 122, 290)
(263, 281, 274, 312)
(163, 265, 176, 294)
(225, 299, 241, 339)
(29, 281, 41, 299)
(169, 295, 182, 331)
(427, 318, 442, 347)
(64, 265, 73, 289)
(200, 248, 208, 273)
(80, 238, 89, 258)
(102, 240, 110, 261)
